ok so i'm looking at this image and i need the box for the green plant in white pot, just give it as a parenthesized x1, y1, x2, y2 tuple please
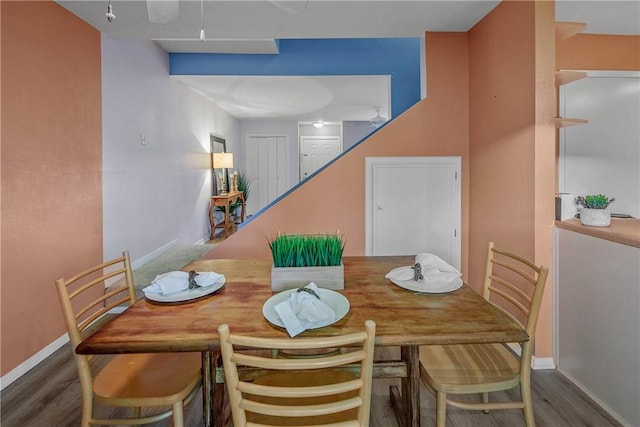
(576, 194, 615, 227)
(268, 232, 346, 291)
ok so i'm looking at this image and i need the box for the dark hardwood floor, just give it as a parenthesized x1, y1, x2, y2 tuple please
(1, 344, 620, 427)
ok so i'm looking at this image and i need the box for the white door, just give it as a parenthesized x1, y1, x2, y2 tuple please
(300, 136, 342, 180)
(365, 157, 461, 269)
(245, 135, 288, 215)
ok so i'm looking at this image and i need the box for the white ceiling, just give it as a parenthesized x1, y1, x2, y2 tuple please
(57, 0, 639, 122)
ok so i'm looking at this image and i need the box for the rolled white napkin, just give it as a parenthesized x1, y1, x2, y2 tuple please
(385, 253, 461, 292)
(415, 253, 461, 282)
(274, 283, 336, 337)
(193, 271, 225, 288)
(142, 271, 224, 296)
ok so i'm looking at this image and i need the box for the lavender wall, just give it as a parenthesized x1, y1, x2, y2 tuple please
(101, 36, 241, 265)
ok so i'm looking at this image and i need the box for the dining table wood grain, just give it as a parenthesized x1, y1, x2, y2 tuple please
(77, 256, 528, 427)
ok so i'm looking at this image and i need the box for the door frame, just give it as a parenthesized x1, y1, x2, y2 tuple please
(364, 156, 461, 268)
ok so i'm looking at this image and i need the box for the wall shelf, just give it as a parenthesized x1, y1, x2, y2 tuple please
(555, 117, 588, 128)
(555, 21, 587, 42)
(556, 70, 587, 87)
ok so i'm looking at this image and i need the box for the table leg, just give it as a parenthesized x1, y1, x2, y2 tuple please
(224, 200, 231, 228)
(202, 351, 212, 427)
(208, 204, 215, 240)
(212, 353, 229, 427)
(239, 195, 245, 223)
(389, 345, 421, 427)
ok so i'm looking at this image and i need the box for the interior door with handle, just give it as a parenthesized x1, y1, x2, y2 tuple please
(299, 136, 341, 180)
(365, 156, 461, 269)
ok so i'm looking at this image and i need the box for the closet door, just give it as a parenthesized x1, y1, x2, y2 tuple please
(365, 157, 461, 269)
(245, 135, 288, 215)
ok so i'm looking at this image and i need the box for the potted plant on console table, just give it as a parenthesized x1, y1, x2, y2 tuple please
(577, 194, 615, 227)
(268, 232, 345, 291)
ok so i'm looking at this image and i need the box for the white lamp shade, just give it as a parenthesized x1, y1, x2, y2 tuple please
(213, 152, 234, 169)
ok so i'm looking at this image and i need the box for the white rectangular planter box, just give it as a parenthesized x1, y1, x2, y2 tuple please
(271, 263, 344, 291)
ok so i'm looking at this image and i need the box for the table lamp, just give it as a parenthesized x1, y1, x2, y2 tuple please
(213, 152, 234, 194)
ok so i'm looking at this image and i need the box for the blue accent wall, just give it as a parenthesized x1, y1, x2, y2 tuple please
(169, 38, 421, 118)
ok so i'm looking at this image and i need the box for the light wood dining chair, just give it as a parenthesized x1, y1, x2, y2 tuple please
(419, 242, 548, 427)
(218, 320, 376, 426)
(55, 251, 202, 427)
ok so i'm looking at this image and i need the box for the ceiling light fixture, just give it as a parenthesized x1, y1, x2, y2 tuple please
(105, 0, 115, 22)
(312, 121, 324, 128)
(199, 0, 206, 41)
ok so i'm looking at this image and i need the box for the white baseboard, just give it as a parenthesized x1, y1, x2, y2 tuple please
(507, 343, 556, 370)
(557, 367, 630, 426)
(131, 239, 178, 270)
(1, 333, 69, 391)
(1, 306, 128, 391)
(532, 356, 556, 370)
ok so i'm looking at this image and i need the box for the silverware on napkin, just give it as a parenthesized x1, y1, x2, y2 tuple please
(188, 270, 200, 289)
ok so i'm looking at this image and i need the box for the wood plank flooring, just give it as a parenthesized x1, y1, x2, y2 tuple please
(1, 345, 620, 426)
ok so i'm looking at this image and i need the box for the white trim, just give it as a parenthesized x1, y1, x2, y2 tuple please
(558, 367, 630, 426)
(507, 341, 557, 370)
(1, 305, 129, 391)
(552, 228, 560, 366)
(131, 239, 177, 270)
(420, 36, 427, 100)
(532, 356, 556, 370)
(0, 333, 69, 391)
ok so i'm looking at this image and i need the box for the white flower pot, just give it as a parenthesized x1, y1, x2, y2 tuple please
(579, 208, 611, 227)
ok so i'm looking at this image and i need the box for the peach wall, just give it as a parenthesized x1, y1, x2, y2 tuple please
(557, 34, 640, 71)
(533, 1, 557, 359)
(467, 1, 557, 358)
(206, 33, 471, 279)
(1, 1, 102, 376)
(468, 1, 537, 288)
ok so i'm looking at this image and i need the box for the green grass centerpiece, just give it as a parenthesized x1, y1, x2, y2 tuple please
(268, 233, 346, 291)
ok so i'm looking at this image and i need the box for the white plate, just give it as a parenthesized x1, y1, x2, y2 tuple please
(386, 266, 463, 294)
(144, 279, 225, 303)
(263, 288, 350, 329)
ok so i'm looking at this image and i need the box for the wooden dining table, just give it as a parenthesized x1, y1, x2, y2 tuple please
(76, 256, 528, 427)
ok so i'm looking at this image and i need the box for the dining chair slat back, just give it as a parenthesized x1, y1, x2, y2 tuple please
(419, 242, 548, 427)
(218, 320, 376, 427)
(55, 251, 202, 427)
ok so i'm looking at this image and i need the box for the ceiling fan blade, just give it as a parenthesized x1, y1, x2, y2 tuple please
(146, 0, 180, 24)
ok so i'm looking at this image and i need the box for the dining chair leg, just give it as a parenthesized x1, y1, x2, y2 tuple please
(482, 392, 490, 414)
(436, 391, 447, 427)
(172, 402, 184, 427)
(522, 383, 535, 427)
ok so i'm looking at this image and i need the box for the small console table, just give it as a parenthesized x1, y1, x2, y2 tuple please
(209, 191, 245, 239)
